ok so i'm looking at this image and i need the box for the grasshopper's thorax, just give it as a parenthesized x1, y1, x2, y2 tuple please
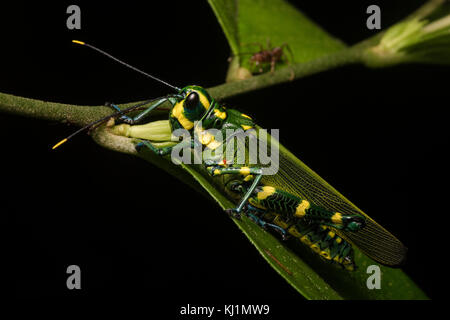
(169, 84, 256, 132)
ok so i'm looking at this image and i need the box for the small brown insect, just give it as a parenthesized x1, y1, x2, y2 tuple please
(243, 40, 294, 73)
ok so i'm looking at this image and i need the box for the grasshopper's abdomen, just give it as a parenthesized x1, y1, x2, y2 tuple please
(257, 211, 356, 271)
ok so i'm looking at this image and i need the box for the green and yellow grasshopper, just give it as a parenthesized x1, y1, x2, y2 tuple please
(54, 41, 407, 271)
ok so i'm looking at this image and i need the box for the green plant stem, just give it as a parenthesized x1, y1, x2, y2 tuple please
(0, 93, 112, 127)
(0, 0, 443, 128)
(0, 45, 367, 128)
(209, 45, 365, 100)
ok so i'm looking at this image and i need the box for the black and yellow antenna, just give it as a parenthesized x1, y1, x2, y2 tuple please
(71, 40, 181, 92)
(52, 40, 184, 150)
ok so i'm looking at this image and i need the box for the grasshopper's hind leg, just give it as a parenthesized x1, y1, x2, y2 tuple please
(246, 204, 289, 240)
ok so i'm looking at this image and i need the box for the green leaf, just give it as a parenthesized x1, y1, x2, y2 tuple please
(93, 120, 428, 300)
(179, 164, 344, 300)
(208, 0, 347, 76)
(208, 0, 240, 56)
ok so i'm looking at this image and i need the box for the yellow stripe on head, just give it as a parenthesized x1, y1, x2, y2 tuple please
(172, 101, 194, 130)
(198, 91, 211, 110)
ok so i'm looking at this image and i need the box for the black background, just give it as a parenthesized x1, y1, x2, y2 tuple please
(3, 0, 443, 307)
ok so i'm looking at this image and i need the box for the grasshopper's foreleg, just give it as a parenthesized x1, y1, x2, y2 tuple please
(106, 97, 169, 125)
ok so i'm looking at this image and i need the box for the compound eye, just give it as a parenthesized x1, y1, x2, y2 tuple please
(184, 92, 199, 110)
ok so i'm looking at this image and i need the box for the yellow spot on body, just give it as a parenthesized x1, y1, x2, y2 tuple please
(294, 200, 310, 218)
(331, 212, 343, 225)
(328, 231, 335, 238)
(172, 101, 194, 130)
(214, 109, 227, 119)
(288, 226, 302, 238)
(301, 235, 312, 246)
(72, 40, 85, 45)
(310, 243, 321, 253)
(320, 249, 332, 260)
(336, 237, 342, 244)
(241, 113, 252, 119)
(241, 124, 253, 130)
(52, 138, 67, 149)
(213, 169, 221, 176)
(239, 167, 251, 175)
(257, 186, 276, 200)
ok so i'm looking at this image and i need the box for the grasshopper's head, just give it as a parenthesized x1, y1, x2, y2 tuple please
(169, 85, 214, 131)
